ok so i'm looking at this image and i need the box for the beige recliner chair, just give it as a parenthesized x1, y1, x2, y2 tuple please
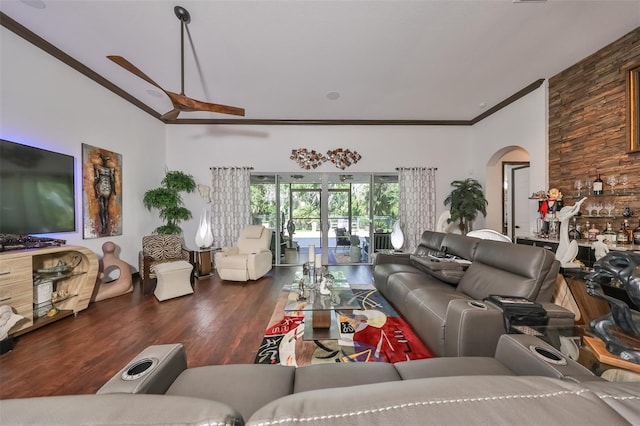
(215, 225, 272, 282)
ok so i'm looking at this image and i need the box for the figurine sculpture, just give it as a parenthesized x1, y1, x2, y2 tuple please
(591, 235, 609, 261)
(585, 251, 640, 364)
(538, 188, 564, 237)
(555, 196, 587, 268)
(93, 241, 133, 302)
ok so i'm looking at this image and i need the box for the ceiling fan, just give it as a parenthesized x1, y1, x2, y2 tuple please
(107, 6, 244, 120)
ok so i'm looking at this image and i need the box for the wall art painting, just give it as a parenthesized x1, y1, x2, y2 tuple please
(82, 144, 122, 238)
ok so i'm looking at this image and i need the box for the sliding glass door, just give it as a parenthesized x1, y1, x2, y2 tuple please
(250, 173, 397, 265)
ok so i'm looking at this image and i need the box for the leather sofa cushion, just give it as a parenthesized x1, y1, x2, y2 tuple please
(249, 376, 632, 426)
(0, 394, 244, 426)
(373, 262, 424, 294)
(409, 255, 466, 285)
(410, 255, 462, 271)
(293, 363, 401, 393)
(440, 233, 480, 260)
(403, 287, 467, 356)
(385, 272, 449, 311)
(457, 240, 555, 301)
(166, 364, 295, 421)
(394, 357, 514, 380)
(414, 230, 445, 254)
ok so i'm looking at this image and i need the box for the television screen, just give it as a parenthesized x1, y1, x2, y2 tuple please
(0, 139, 76, 234)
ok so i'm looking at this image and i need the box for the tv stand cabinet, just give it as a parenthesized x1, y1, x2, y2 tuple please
(0, 245, 99, 336)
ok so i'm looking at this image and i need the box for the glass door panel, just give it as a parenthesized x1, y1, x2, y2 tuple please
(254, 173, 385, 265)
(327, 174, 371, 264)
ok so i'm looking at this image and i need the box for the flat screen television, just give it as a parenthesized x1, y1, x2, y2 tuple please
(0, 139, 76, 234)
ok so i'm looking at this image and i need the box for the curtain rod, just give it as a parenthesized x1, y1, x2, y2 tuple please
(209, 166, 255, 170)
(395, 167, 438, 171)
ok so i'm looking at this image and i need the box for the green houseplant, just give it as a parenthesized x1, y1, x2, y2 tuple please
(143, 170, 196, 234)
(444, 178, 488, 234)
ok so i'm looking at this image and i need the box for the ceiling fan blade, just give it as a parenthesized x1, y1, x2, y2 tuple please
(107, 55, 166, 92)
(160, 108, 181, 121)
(167, 92, 245, 117)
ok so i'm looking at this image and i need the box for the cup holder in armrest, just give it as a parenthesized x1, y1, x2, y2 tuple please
(121, 357, 158, 381)
(529, 345, 567, 366)
(467, 301, 488, 310)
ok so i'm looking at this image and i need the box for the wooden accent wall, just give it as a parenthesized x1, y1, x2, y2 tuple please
(549, 27, 640, 230)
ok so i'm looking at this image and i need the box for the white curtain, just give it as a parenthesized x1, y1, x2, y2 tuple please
(397, 167, 437, 252)
(210, 167, 253, 248)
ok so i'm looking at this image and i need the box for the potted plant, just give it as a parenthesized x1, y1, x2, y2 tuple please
(143, 170, 196, 234)
(444, 178, 488, 234)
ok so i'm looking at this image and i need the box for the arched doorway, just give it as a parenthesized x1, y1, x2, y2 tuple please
(485, 146, 530, 240)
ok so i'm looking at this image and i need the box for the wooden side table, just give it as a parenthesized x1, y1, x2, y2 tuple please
(583, 335, 640, 374)
(192, 247, 220, 279)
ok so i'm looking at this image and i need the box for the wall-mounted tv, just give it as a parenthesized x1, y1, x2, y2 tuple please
(0, 139, 76, 234)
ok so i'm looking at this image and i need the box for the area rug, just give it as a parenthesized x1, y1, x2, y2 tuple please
(254, 281, 433, 366)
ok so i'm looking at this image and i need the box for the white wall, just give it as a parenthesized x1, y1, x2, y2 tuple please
(165, 125, 473, 244)
(0, 28, 166, 268)
(470, 83, 548, 233)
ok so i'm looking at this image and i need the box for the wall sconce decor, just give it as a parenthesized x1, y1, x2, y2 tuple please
(290, 148, 327, 169)
(290, 148, 363, 170)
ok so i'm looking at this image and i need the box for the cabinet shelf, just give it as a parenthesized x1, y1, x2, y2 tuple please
(564, 192, 635, 199)
(580, 215, 633, 219)
(0, 245, 98, 337)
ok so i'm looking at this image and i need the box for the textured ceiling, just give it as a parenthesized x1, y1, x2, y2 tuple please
(1, 0, 639, 122)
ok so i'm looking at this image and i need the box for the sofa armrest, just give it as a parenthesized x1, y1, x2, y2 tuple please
(98, 343, 187, 395)
(374, 252, 411, 266)
(540, 302, 575, 327)
(444, 299, 505, 357)
(495, 334, 598, 382)
(218, 247, 240, 257)
(247, 250, 273, 280)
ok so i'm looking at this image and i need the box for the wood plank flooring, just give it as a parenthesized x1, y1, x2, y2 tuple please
(0, 265, 374, 399)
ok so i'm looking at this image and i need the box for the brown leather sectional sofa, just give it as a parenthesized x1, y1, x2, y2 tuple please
(374, 230, 574, 356)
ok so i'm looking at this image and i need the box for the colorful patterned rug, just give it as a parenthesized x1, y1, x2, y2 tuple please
(254, 282, 433, 366)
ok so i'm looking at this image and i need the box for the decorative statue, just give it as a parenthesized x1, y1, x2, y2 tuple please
(197, 184, 211, 203)
(591, 235, 609, 261)
(555, 196, 587, 268)
(286, 219, 296, 248)
(585, 251, 640, 364)
(93, 241, 133, 302)
(538, 188, 563, 237)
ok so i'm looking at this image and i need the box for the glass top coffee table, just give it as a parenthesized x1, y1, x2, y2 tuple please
(284, 271, 360, 340)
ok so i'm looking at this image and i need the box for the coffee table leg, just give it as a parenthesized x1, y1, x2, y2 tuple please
(303, 310, 339, 340)
(312, 310, 332, 329)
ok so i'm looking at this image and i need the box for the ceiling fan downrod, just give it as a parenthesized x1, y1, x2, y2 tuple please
(174, 6, 191, 96)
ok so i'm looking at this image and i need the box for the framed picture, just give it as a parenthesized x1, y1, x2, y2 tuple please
(628, 66, 640, 153)
(82, 144, 122, 238)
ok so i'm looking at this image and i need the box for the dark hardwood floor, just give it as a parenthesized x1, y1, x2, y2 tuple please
(0, 265, 374, 399)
